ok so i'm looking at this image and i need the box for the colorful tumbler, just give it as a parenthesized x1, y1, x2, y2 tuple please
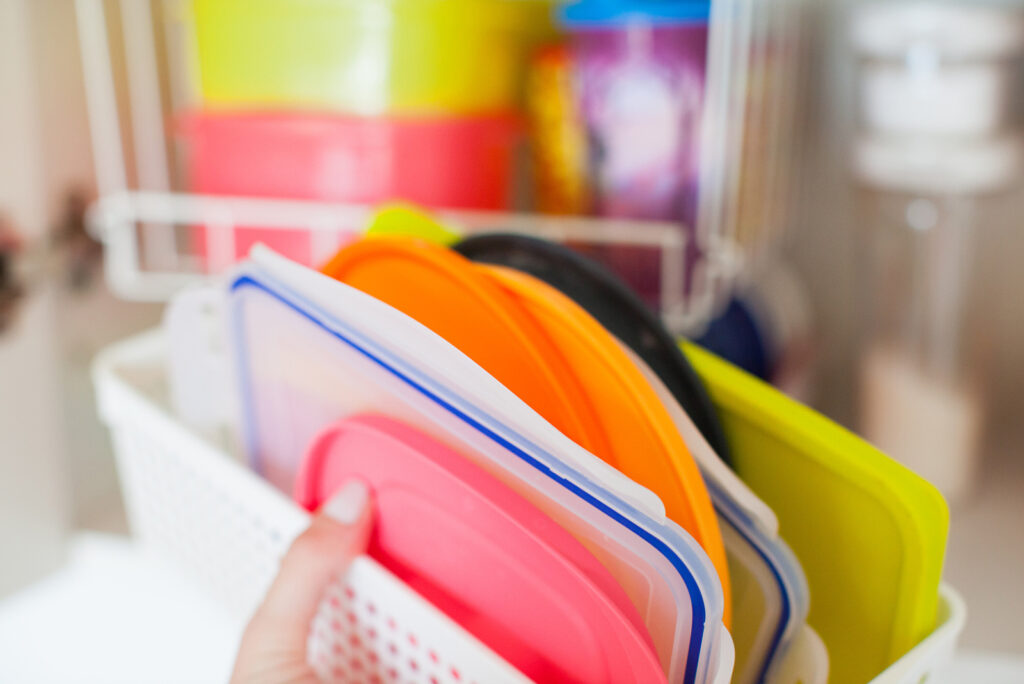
(560, 1, 711, 227)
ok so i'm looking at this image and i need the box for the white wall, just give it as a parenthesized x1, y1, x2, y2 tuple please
(0, 0, 72, 596)
(0, 0, 165, 595)
(12, 0, 163, 533)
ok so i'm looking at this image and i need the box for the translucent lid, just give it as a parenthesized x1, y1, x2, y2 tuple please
(628, 345, 811, 684)
(228, 249, 729, 684)
(766, 625, 829, 684)
(164, 286, 236, 436)
(623, 343, 775, 531)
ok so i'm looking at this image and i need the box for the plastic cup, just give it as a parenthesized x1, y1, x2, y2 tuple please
(560, 1, 711, 226)
(189, 0, 556, 114)
(177, 111, 521, 266)
(558, 1, 711, 304)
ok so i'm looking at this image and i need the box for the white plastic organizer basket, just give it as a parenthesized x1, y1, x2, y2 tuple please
(93, 329, 965, 684)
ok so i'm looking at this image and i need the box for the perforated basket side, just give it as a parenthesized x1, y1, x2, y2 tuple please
(107, 420, 304, 619)
(93, 331, 305, 618)
(94, 331, 530, 683)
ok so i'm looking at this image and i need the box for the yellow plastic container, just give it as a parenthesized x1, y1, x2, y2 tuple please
(683, 343, 948, 684)
(189, 0, 556, 114)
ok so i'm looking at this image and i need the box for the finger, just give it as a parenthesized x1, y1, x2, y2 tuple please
(245, 479, 373, 653)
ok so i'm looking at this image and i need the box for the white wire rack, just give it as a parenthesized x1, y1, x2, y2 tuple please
(83, 189, 723, 332)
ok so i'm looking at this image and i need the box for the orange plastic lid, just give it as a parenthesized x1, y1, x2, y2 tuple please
(480, 264, 732, 624)
(321, 237, 608, 457)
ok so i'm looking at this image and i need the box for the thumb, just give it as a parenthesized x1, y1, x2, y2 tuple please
(231, 479, 374, 684)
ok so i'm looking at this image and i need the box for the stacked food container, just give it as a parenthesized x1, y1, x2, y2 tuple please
(177, 0, 556, 263)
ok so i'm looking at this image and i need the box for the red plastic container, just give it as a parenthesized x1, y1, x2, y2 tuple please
(178, 111, 522, 266)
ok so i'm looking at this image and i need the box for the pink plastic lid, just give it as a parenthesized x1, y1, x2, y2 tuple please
(295, 414, 665, 684)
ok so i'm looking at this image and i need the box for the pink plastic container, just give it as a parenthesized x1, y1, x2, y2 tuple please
(295, 414, 665, 684)
(178, 111, 522, 266)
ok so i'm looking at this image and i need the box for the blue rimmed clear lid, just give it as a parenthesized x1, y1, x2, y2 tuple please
(627, 344, 812, 684)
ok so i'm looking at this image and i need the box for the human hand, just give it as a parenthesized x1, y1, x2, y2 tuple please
(231, 480, 373, 684)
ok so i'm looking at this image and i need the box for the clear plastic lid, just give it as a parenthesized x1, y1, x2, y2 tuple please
(627, 344, 811, 684)
(227, 249, 729, 683)
(766, 624, 829, 684)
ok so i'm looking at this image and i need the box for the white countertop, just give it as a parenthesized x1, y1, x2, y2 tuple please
(1, 533, 1021, 683)
(0, 534, 242, 684)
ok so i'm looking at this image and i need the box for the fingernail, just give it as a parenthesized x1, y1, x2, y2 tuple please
(323, 479, 370, 525)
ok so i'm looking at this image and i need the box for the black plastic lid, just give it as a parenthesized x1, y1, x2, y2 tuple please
(455, 233, 732, 466)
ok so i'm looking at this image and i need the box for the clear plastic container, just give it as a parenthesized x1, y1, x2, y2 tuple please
(629, 346, 818, 684)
